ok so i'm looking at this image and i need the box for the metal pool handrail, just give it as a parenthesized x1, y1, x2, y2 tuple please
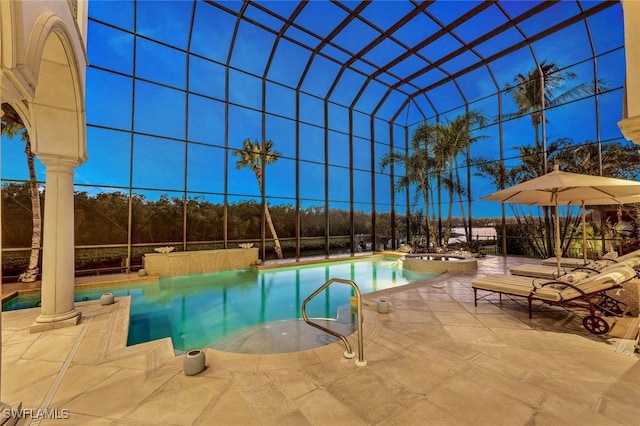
(302, 278, 367, 367)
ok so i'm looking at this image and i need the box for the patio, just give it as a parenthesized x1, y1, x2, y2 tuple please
(1, 255, 639, 425)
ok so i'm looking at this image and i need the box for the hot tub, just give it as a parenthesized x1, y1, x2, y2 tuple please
(398, 253, 478, 274)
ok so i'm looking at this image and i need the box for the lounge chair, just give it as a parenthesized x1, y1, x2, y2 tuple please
(509, 255, 640, 279)
(596, 248, 640, 264)
(540, 248, 640, 268)
(472, 265, 637, 334)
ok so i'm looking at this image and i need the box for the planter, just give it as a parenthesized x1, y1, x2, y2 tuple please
(100, 293, 115, 305)
(183, 349, 206, 375)
(377, 299, 390, 314)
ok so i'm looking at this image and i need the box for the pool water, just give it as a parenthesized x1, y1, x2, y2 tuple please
(3, 257, 438, 351)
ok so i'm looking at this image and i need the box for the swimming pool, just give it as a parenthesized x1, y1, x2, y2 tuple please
(3, 257, 438, 351)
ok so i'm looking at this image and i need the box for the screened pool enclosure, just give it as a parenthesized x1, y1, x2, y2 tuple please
(1, 1, 634, 277)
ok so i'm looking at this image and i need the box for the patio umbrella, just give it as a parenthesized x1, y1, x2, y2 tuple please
(481, 164, 640, 275)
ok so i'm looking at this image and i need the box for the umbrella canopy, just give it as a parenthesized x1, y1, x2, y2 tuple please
(481, 164, 640, 274)
(583, 194, 640, 207)
(483, 165, 640, 206)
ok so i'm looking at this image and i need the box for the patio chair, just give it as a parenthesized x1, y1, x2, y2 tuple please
(472, 264, 638, 334)
(595, 248, 640, 264)
(540, 248, 640, 268)
(509, 255, 640, 279)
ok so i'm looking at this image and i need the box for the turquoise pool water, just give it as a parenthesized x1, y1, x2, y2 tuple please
(3, 257, 438, 351)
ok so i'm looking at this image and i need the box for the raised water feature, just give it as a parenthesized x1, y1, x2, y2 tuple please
(143, 247, 259, 276)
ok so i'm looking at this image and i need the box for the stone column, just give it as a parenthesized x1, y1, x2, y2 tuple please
(1, 80, 24, 422)
(619, 0, 640, 144)
(32, 156, 82, 331)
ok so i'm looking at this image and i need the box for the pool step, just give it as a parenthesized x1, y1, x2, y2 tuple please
(208, 318, 356, 354)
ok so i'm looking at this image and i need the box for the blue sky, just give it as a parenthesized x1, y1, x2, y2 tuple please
(1, 1, 631, 220)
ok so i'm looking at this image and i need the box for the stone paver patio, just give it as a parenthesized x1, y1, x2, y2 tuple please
(1, 255, 639, 425)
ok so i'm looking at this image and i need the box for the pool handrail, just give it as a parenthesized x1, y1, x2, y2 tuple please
(301, 277, 367, 367)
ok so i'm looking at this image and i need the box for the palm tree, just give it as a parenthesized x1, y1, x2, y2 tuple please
(473, 158, 514, 190)
(476, 137, 577, 259)
(432, 110, 487, 245)
(379, 123, 438, 248)
(1, 103, 42, 282)
(504, 60, 607, 257)
(510, 137, 571, 184)
(504, 60, 606, 154)
(233, 139, 283, 259)
(553, 141, 640, 180)
(380, 110, 486, 250)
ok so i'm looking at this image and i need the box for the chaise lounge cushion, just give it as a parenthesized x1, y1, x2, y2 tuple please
(553, 266, 636, 300)
(541, 257, 589, 267)
(472, 265, 637, 303)
(510, 255, 640, 279)
(471, 274, 572, 302)
(509, 263, 571, 279)
(557, 271, 589, 284)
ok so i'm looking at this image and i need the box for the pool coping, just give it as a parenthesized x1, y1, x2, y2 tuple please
(1, 273, 161, 304)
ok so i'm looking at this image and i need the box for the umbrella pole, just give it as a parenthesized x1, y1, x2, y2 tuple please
(555, 195, 562, 277)
(582, 201, 587, 264)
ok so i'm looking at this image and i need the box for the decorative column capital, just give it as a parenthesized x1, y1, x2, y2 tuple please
(618, 115, 640, 146)
(38, 154, 83, 171)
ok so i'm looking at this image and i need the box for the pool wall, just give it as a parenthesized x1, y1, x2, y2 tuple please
(144, 248, 259, 276)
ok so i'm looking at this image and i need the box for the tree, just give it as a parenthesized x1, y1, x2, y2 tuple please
(379, 123, 438, 248)
(1, 103, 41, 282)
(233, 139, 283, 259)
(504, 60, 606, 154)
(474, 138, 640, 259)
(553, 141, 640, 180)
(503, 60, 607, 257)
(475, 138, 580, 259)
(381, 110, 486, 250)
(431, 110, 487, 246)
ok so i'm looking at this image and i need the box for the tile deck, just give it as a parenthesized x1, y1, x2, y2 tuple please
(1, 255, 639, 425)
